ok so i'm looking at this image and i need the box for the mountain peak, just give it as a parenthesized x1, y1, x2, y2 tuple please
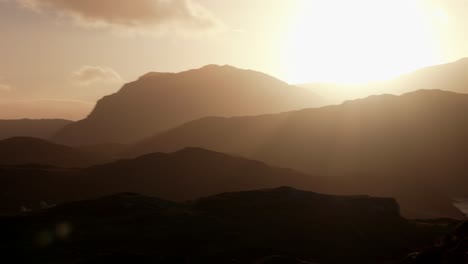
(53, 65, 320, 145)
(199, 64, 235, 70)
(138, 71, 173, 80)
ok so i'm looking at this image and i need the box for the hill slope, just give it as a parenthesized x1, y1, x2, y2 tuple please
(130, 90, 468, 219)
(53, 65, 321, 145)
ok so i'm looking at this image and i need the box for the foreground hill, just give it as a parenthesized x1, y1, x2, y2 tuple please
(53, 65, 321, 145)
(0, 119, 71, 140)
(0, 137, 105, 167)
(0, 188, 457, 263)
(0, 148, 324, 214)
(130, 90, 468, 219)
(403, 221, 468, 264)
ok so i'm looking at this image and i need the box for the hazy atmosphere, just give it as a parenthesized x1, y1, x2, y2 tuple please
(1, 0, 468, 119)
(1, 1, 468, 263)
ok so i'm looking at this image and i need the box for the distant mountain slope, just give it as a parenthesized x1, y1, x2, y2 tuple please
(1, 188, 456, 264)
(390, 58, 468, 95)
(0, 119, 72, 140)
(0, 137, 104, 167)
(130, 90, 468, 219)
(53, 65, 321, 145)
(300, 58, 468, 104)
(0, 148, 323, 215)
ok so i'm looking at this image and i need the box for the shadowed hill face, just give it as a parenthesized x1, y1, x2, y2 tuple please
(0, 119, 72, 140)
(1, 188, 456, 264)
(53, 65, 321, 145)
(0, 137, 106, 168)
(0, 148, 324, 215)
(130, 90, 468, 219)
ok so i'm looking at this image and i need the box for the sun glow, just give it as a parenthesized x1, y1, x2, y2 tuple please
(282, 0, 445, 84)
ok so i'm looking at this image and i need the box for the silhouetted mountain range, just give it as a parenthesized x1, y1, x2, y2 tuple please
(0, 147, 323, 214)
(129, 90, 468, 219)
(0, 137, 105, 167)
(0, 119, 71, 140)
(1, 187, 458, 264)
(53, 65, 321, 145)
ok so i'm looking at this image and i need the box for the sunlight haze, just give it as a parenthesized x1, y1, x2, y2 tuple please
(0, 0, 467, 119)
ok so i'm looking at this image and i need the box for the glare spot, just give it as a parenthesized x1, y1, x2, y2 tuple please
(55, 222, 73, 240)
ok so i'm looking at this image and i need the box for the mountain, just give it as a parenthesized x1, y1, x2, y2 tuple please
(0, 148, 323, 215)
(0, 188, 457, 263)
(0, 137, 105, 167)
(129, 89, 468, 219)
(53, 65, 322, 145)
(0, 119, 72, 140)
(300, 58, 468, 104)
(390, 58, 468, 95)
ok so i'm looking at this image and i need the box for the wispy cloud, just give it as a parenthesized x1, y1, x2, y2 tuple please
(18, 0, 225, 36)
(72, 66, 123, 86)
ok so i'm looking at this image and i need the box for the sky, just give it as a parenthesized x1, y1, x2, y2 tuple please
(0, 0, 468, 119)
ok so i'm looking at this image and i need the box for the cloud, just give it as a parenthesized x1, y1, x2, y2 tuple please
(0, 84, 11, 92)
(72, 66, 123, 86)
(18, 0, 225, 35)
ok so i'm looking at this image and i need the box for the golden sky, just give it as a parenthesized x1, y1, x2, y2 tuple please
(0, 0, 467, 119)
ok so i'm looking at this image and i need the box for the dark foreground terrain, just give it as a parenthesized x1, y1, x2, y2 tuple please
(0, 187, 460, 264)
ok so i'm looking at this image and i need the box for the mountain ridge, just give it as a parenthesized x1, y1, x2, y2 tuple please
(128, 89, 468, 219)
(53, 64, 322, 145)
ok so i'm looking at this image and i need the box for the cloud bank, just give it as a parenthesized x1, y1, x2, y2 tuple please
(72, 66, 123, 86)
(19, 0, 224, 35)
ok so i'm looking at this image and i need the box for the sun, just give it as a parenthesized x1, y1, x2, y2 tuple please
(281, 0, 444, 84)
